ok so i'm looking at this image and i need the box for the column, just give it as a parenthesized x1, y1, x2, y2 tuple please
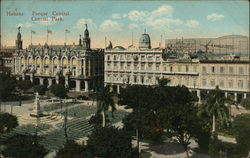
(48, 78, 53, 87)
(234, 92, 237, 102)
(197, 89, 201, 104)
(22, 74, 25, 80)
(76, 80, 81, 92)
(56, 75, 59, 84)
(65, 76, 69, 88)
(89, 58, 91, 77)
(30, 74, 34, 83)
(243, 93, 247, 99)
(39, 78, 44, 85)
(85, 80, 89, 92)
(117, 85, 120, 94)
(83, 58, 86, 77)
(225, 92, 228, 98)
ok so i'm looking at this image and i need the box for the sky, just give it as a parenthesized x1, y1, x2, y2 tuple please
(1, 0, 249, 48)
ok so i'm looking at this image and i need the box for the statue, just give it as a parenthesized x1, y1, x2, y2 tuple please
(30, 92, 43, 117)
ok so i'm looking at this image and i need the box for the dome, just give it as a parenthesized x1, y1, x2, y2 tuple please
(113, 46, 126, 50)
(139, 31, 151, 50)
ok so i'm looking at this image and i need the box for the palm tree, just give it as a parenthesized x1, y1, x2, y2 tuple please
(199, 86, 229, 133)
(96, 86, 115, 127)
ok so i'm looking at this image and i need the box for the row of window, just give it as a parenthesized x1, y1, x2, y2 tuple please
(201, 79, 247, 89)
(202, 66, 246, 75)
(106, 63, 198, 73)
(106, 54, 161, 62)
(106, 74, 159, 84)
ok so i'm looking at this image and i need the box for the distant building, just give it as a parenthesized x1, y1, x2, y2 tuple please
(12, 25, 104, 92)
(104, 31, 250, 103)
(0, 48, 14, 73)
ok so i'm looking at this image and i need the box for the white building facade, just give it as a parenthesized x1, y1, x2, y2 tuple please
(104, 32, 250, 103)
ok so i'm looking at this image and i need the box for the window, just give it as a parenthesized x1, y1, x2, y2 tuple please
(114, 63, 117, 69)
(141, 64, 145, 70)
(229, 67, 234, 74)
(107, 55, 110, 61)
(156, 64, 160, 71)
(228, 80, 233, 88)
(156, 56, 160, 61)
(239, 67, 244, 75)
(114, 55, 117, 61)
(178, 65, 182, 72)
(238, 80, 243, 89)
(186, 65, 189, 72)
(202, 66, 207, 73)
(211, 66, 215, 73)
(193, 65, 197, 72)
(163, 65, 167, 71)
(202, 79, 207, 87)
(219, 80, 224, 88)
(210, 80, 215, 87)
(148, 64, 152, 71)
(134, 76, 137, 83)
(128, 63, 131, 70)
(170, 66, 173, 72)
(120, 63, 124, 70)
(141, 55, 145, 61)
(134, 64, 138, 70)
(220, 67, 225, 73)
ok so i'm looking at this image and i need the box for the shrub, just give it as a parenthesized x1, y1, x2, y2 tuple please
(209, 136, 238, 158)
(233, 114, 250, 157)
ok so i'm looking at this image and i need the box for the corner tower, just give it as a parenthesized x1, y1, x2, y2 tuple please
(16, 27, 23, 49)
(82, 24, 91, 49)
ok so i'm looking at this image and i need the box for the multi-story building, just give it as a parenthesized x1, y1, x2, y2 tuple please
(12, 26, 104, 92)
(199, 60, 250, 103)
(104, 31, 249, 103)
(0, 48, 15, 73)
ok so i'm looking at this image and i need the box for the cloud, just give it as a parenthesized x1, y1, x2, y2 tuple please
(151, 5, 173, 18)
(207, 13, 224, 21)
(147, 18, 183, 30)
(100, 20, 122, 31)
(112, 13, 127, 19)
(74, 18, 97, 29)
(185, 20, 199, 28)
(17, 22, 34, 28)
(128, 10, 147, 21)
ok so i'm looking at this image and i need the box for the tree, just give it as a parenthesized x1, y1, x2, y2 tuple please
(199, 86, 229, 133)
(241, 98, 250, 110)
(0, 73, 16, 103)
(87, 126, 136, 158)
(34, 85, 48, 96)
(233, 114, 250, 157)
(0, 113, 18, 134)
(16, 80, 33, 106)
(49, 84, 67, 99)
(2, 134, 48, 158)
(55, 140, 93, 158)
(161, 86, 200, 158)
(49, 84, 68, 141)
(96, 86, 115, 127)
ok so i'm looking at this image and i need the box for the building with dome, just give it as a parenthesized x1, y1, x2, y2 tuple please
(12, 25, 104, 92)
(104, 31, 250, 103)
